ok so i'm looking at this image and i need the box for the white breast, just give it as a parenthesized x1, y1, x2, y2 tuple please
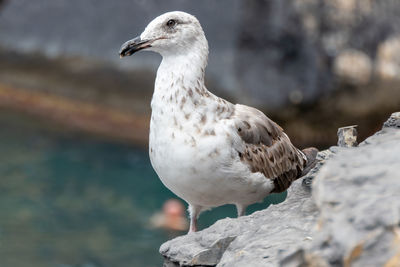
(148, 104, 274, 208)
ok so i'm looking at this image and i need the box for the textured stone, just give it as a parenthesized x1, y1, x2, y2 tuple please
(302, 148, 336, 190)
(160, 234, 237, 266)
(383, 112, 400, 129)
(283, 114, 400, 267)
(337, 125, 358, 147)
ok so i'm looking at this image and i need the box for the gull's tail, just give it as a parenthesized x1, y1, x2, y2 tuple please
(301, 147, 319, 176)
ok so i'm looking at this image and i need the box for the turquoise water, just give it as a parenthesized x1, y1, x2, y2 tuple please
(0, 111, 285, 267)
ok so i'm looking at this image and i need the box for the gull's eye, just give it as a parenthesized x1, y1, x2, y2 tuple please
(166, 19, 176, 28)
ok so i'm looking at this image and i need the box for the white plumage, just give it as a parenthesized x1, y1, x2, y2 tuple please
(120, 11, 316, 232)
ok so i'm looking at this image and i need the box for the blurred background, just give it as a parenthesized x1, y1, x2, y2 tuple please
(0, 0, 399, 266)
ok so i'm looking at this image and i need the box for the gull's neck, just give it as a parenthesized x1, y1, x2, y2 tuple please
(152, 45, 210, 109)
(150, 45, 235, 138)
(157, 49, 207, 90)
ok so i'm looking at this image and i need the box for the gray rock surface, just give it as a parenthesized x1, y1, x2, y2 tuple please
(337, 125, 358, 147)
(160, 179, 317, 267)
(383, 112, 400, 129)
(285, 127, 400, 267)
(160, 113, 400, 266)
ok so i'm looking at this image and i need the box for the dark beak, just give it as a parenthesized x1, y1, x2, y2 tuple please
(119, 36, 152, 58)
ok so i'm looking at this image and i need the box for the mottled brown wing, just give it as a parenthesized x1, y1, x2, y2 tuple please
(233, 104, 306, 193)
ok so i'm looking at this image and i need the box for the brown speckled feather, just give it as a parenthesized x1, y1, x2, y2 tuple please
(233, 104, 306, 193)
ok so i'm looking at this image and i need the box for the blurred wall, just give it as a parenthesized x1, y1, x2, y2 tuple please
(0, 0, 400, 109)
(0, 0, 241, 99)
(235, 0, 400, 106)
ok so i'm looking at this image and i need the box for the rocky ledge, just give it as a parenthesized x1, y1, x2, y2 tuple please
(160, 112, 400, 267)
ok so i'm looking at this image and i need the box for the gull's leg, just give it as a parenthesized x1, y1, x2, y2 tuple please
(235, 204, 247, 217)
(188, 204, 202, 233)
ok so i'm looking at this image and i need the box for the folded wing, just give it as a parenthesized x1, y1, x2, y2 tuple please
(233, 104, 306, 193)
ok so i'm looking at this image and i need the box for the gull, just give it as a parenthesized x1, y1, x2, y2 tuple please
(119, 11, 317, 233)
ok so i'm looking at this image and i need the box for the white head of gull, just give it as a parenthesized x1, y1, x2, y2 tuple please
(120, 11, 317, 233)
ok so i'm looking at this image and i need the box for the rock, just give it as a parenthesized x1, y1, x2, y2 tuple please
(160, 112, 400, 266)
(291, 127, 400, 267)
(333, 50, 372, 85)
(160, 234, 237, 266)
(302, 148, 336, 190)
(383, 112, 400, 129)
(282, 112, 400, 266)
(376, 35, 400, 81)
(337, 125, 358, 147)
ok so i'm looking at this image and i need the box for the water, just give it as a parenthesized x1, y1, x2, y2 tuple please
(0, 111, 285, 267)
